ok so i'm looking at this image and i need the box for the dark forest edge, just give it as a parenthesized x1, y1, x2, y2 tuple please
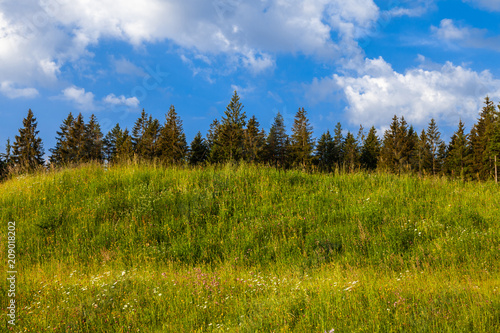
(1, 91, 500, 183)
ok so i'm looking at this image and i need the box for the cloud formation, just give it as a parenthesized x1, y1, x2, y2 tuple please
(307, 57, 500, 127)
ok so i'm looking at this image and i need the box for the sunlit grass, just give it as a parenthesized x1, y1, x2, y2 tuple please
(1, 162, 499, 332)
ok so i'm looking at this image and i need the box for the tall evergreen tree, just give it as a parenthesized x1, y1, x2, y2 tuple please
(417, 129, 431, 176)
(315, 130, 335, 172)
(103, 123, 124, 162)
(380, 116, 411, 174)
(446, 120, 468, 179)
(219, 91, 246, 161)
(158, 105, 187, 164)
(189, 132, 209, 165)
(265, 112, 289, 168)
(49, 113, 74, 166)
(243, 115, 266, 163)
(333, 122, 344, 169)
(290, 107, 315, 167)
(360, 126, 380, 170)
(132, 109, 160, 160)
(343, 131, 359, 172)
(11, 109, 45, 171)
(85, 114, 104, 162)
(116, 129, 134, 161)
(0, 138, 12, 178)
(67, 113, 87, 164)
(469, 97, 497, 180)
(207, 119, 223, 163)
(426, 118, 444, 175)
(488, 107, 500, 183)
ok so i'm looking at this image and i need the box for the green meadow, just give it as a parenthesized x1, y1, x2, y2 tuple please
(1, 162, 499, 332)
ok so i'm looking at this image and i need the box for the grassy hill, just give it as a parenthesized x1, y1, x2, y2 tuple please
(1, 162, 499, 332)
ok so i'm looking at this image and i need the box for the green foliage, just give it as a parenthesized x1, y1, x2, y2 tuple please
(343, 131, 359, 172)
(360, 126, 380, 170)
(315, 130, 335, 172)
(446, 120, 469, 179)
(219, 91, 246, 161)
(243, 115, 266, 163)
(426, 118, 444, 175)
(49, 113, 74, 166)
(132, 109, 161, 160)
(290, 107, 315, 168)
(11, 109, 45, 171)
(189, 131, 208, 165)
(265, 112, 289, 168)
(158, 105, 188, 164)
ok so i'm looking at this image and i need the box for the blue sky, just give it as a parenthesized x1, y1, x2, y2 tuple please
(1, 0, 500, 155)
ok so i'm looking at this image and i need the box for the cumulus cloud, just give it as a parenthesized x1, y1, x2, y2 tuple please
(62, 86, 96, 110)
(432, 19, 471, 40)
(0, 82, 39, 99)
(0, 0, 384, 85)
(306, 57, 500, 127)
(103, 94, 140, 108)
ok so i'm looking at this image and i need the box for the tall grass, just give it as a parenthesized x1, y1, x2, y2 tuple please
(1, 162, 499, 332)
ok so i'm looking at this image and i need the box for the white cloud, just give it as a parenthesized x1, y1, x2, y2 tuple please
(103, 94, 140, 108)
(0, 0, 383, 84)
(463, 0, 500, 11)
(0, 82, 39, 99)
(432, 19, 470, 40)
(306, 57, 500, 127)
(62, 86, 96, 110)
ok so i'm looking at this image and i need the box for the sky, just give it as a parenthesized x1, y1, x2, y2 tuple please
(1, 0, 500, 155)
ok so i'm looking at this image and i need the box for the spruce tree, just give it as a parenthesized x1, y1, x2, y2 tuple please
(360, 126, 380, 170)
(243, 115, 266, 163)
(426, 118, 444, 175)
(290, 107, 315, 167)
(158, 105, 187, 164)
(333, 122, 344, 169)
(469, 97, 496, 180)
(116, 129, 134, 161)
(343, 132, 359, 173)
(189, 132, 209, 165)
(417, 129, 432, 176)
(85, 114, 104, 162)
(315, 130, 335, 172)
(219, 91, 246, 161)
(67, 113, 87, 164)
(207, 119, 223, 163)
(265, 112, 289, 168)
(12, 109, 45, 171)
(446, 120, 468, 179)
(103, 124, 121, 162)
(380, 116, 410, 173)
(488, 108, 500, 183)
(132, 109, 160, 160)
(49, 113, 74, 166)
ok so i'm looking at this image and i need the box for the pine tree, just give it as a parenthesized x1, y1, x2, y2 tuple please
(343, 132, 359, 173)
(67, 113, 87, 164)
(333, 122, 344, 169)
(488, 106, 500, 183)
(116, 129, 134, 161)
(207, 119, 223, 163)
(0, 138, 12, 178)
(426, 118, 444, 175)
(417, 129, 432, 176)
(446, 120, 468, 179)
(243, 115, 266, 163)
(11, 109, 45, 171)
(265, 112, 289, 168)
(315, 130, 335, 172)
(49, 113, 74, 166)
(158, 105, 187, 164)
(469, 97, 496, 180)
(85, 114, 103, 162)
(219, 91, 246, 161)
(380, 116, 411, 174)
(132, 109, 160, 160)
(103, 124, 123, 162)
(360, 126, 380, 170)
(189, 132, 209, 165)
(407, 126, 419, 171)
(290, 107, 315, 168)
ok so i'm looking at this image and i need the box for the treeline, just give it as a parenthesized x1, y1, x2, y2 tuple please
(1, 91, 500, 182)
